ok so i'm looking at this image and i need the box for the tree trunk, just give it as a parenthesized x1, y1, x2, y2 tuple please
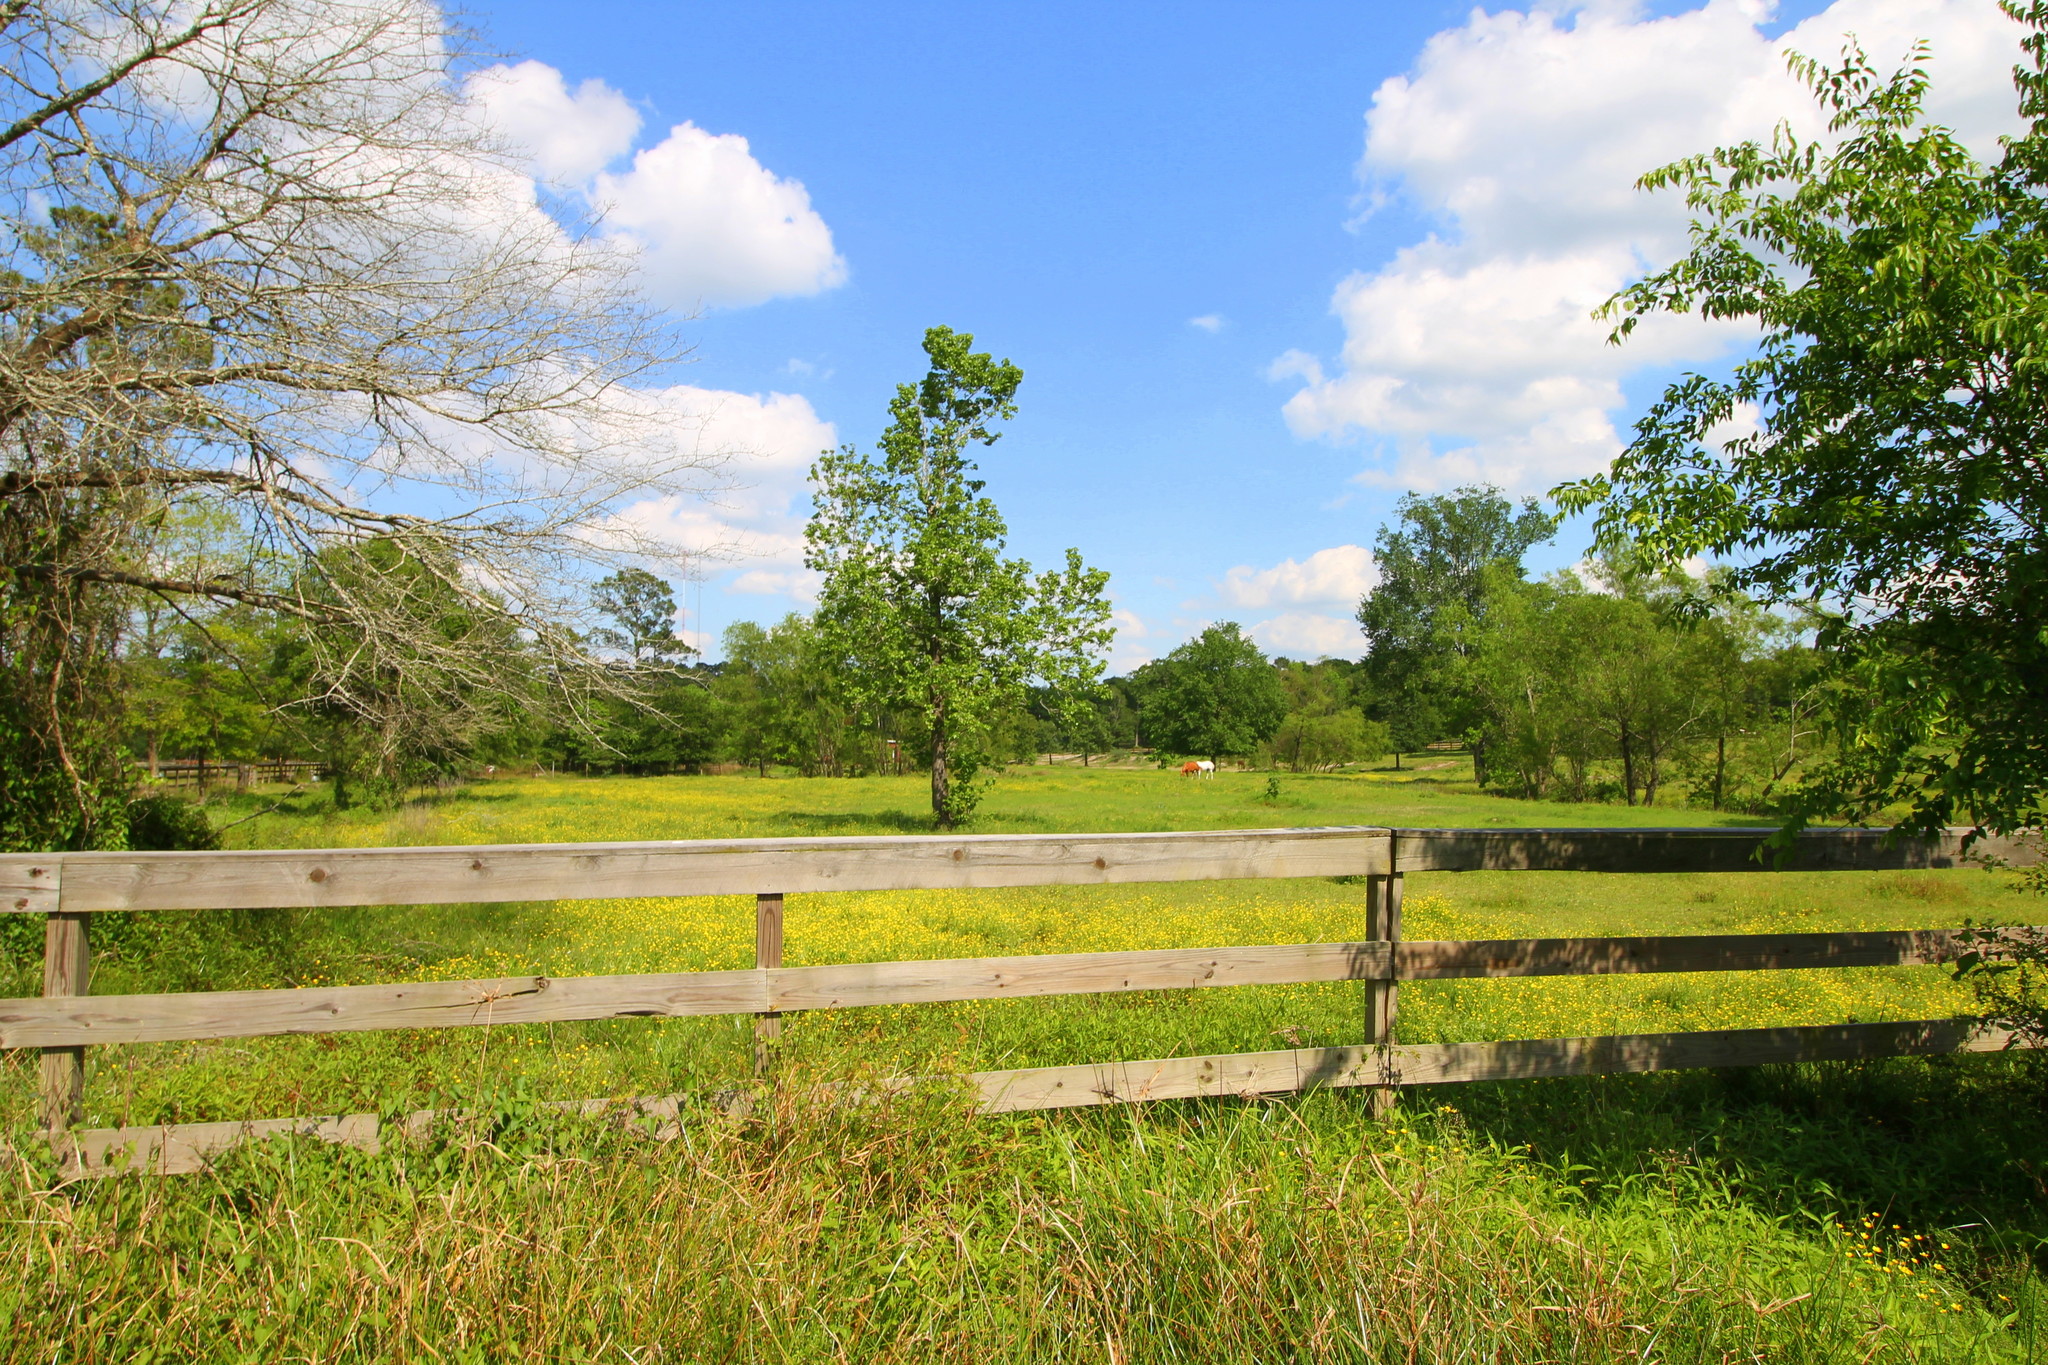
(147, 732, 159, 780)
(931, 698, 953, 828)
(1713, 733, 1726, 811)
(1619, 722, 1637, 806)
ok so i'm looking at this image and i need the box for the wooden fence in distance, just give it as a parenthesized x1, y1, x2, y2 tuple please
(137, 759, 324, 792)
(1, 825, 2038, 1177)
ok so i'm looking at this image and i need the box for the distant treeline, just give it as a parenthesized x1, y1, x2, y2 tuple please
(121, 489, 1830, 817)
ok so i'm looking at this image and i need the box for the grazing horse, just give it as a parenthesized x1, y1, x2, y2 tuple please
(1181, 760, 1216, 778)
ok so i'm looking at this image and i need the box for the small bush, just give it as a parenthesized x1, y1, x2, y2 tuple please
(125, 794, 221, 851)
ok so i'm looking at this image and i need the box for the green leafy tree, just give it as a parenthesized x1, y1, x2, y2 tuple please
(593, 569, 693, 665)
(1558, 14, 2048, 838)
(1267, 660, 1387, 772)
(807, 327, 1113, 826)
(1358, 486, 1555, 778)
(1136, 623, 1286, 764)
(716, 615, 865, 777)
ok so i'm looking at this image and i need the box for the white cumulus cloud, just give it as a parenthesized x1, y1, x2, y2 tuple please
(594, 124, 846, 310)
(1249, 612, 1365, 659)
(611, 386, 835, 591)
(467, 61, 846, 311)
(466, 60, 640, 186)
(1277, 0, 2029, 493)
(1220, 545, 1377, 608)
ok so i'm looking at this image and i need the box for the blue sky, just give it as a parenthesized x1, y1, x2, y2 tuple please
(461, 0, 2024, 669)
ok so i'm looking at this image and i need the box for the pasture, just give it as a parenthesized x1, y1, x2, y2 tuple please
(4, 766, 2045, 1361)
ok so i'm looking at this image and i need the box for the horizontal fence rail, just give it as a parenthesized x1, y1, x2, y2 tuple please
(0, 930, 2015, 1051)
(2, 826, 2033, 917)
(0, 827, 1399, 915)
(41, 1020, 2021, 1178)
(1, 825, 2038, 1178)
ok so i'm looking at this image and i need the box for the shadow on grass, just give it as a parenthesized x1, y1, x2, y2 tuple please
(782, 810, 941, 835)
(1434, 1055, 2048, 1264)
(779, 808, 1060, 835)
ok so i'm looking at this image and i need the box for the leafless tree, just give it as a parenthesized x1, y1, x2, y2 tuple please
(0, 0, 721, 839)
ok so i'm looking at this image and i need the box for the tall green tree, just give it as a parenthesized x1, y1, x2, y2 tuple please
(806, 327, 1113, 826)
(717, 615, 860, 777)
(1358, 486, 1555, 776)
(1267, 660, 1387, 772)
(1135, 623, 1286, 764)
(1559, 12, 2048, 838)
(592, 570, 693, 666)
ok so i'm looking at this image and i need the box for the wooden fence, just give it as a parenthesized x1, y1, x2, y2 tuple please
(1, 825, 2039, 1177)
(138, 759, 324, 792)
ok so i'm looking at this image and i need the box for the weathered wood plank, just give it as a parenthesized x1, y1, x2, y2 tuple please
(38, 911, 89, 1131)
(1392, 930, 1971, 978)
(0, 969, 770, 1048)
(1394, 827, 2040, 874)
(56, 1112, 385, 1177)
(755, 892, 784, 1077)
(11, 928, 2037, 1049)
(4, 825, 2031, 916)
(968, 1018, 2014, 1112)
(36, 1019, 2023, 1176)
(0, 826, 1393, 914)
(768, 941, 1391, 1011)
(1363, 872, 1402, 1117)
(0, 857, 58, 914)
(0, 944, 1396, 1047)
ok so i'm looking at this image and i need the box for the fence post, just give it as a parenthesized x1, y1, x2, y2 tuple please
(1365, 864, 1403, 1117)
(39, 911, 89, 1134)
(755, 893, 783, 1077)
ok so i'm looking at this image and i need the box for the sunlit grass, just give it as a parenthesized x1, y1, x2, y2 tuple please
(4, 769, 2045, 1361)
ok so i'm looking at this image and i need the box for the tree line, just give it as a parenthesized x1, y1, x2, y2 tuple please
(110, 476, 1834, 825)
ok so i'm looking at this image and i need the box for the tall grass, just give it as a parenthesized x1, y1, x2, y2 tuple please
(5, 770, 2045, 1360)
(8, 1063, 2044, 1363)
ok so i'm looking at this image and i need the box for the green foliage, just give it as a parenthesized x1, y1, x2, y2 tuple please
(717, 615, 868, 776)
(1557, 12, 2048, 837)
(807, 327, 1113, 825)
(1264, 659, 1387, 771)
(10, 1071, 2044, 1362)
(125, 795, 221, 852)
(591, 569, 692, 665)
(1455, 562, 1836, 811)
(268, 535, 538, 808)
(1133, 623, 1286, 762)
(1358, 485, 1556, 769)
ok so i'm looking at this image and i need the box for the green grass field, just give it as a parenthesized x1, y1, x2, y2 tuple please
(5, 766, 2045, 1361)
